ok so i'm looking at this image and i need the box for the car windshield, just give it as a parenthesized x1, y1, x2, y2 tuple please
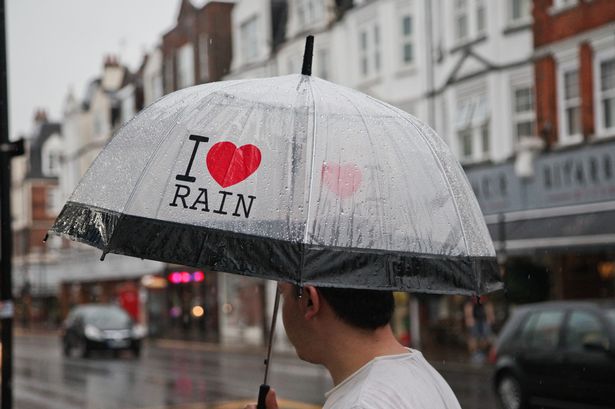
(81, 306, 131, 329)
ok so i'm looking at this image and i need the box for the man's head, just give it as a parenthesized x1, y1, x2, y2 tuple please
(316, 286, 395, 330)
(278, 282, 395, 363)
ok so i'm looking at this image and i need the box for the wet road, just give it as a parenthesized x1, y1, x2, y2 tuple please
(14, 333, 496, 408)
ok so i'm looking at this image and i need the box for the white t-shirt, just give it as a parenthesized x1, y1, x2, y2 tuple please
(323, 349, 461, 409)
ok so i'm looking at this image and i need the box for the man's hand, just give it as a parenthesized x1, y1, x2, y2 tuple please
(243, 388, 279, 409)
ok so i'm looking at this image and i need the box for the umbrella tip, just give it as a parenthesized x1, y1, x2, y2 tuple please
(43, 233, 49, 243)
(100, 251, 107, 261)
(301, 35, 314, 76)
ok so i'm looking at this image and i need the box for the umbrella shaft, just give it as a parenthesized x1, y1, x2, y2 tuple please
(263, 285, 281, 385)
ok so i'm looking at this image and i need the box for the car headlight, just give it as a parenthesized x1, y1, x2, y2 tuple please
(84, 324, 103, 341)
(132, 324, 147, 339)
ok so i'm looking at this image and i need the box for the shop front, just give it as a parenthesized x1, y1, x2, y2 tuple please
(466, 139, 615, 302)
(148, 267, 220, 342)
(404, 141, 615, 353)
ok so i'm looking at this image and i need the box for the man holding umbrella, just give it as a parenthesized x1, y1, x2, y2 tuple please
(245, 284, 461, 409)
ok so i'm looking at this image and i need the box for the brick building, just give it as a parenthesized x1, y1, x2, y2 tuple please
(11, 110, 63, 324)
(162, 0, 234, 93)
(534, 0, 615, 146)
(473, 0, 615, 301)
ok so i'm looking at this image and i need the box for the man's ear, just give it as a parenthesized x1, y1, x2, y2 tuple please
(302, 286, 320, 320)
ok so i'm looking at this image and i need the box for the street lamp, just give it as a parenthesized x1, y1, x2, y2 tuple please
(0, 1, 25, 407)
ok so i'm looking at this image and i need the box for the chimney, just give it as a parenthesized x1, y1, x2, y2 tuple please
(104, 54, 120, 68)
(33, 109, 47, 124)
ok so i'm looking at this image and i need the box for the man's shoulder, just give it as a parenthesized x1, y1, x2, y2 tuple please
(325, 352, 461, 409)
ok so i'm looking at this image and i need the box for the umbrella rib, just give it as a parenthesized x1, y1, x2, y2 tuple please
(222, 102, 258, 187)
(302, 76, 318, 271)
(334, 85, 388, 249)
(360, 94, 471, 255)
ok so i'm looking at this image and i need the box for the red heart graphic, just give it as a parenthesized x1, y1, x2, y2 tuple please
(322, 163, 362, 198)
(206, 142, 262, 188)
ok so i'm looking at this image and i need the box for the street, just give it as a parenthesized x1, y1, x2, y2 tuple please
(14, 332, 496, 409)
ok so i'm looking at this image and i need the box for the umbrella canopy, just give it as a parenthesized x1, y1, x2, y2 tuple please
(50, 73, 501, 295)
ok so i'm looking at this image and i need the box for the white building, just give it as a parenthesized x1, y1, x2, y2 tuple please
(227, 0, 535, 161)
(143, 47, 165, 107)
(221, 0, 535, 348)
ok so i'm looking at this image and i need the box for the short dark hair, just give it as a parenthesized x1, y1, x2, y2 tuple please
(316, 287, 395, 330)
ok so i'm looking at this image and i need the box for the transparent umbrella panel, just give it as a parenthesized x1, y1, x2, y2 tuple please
(52, 74, 500, 295)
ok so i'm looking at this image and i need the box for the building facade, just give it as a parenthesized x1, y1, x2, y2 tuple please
(467, 0, 615, 302)
(50, 56, 163, 326)
(162, 0, 234, 93)
(11, 111, 63, 325)
(220, 0, 615, 350)
(14, 0, 614, 348)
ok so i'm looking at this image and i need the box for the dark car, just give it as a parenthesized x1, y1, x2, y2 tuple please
(491, 300, 615, 409)
(62, 304, 145, 358)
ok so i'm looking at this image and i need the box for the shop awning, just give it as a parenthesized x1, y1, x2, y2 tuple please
(485, 202, 615, 254)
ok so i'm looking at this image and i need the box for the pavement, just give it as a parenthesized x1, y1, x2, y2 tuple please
(15, 325, 493, 409)
(148, 335, 493, 375)
(16, 325, 494, 375)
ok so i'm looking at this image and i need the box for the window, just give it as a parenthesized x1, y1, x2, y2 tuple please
(565, 311, 609, 350)
(199, 33, 210, 82)
(401, 15, 414, 66)
(510, 0, 531, 23)
(297, 0, 324, 28)
(318, 48, 329, 80)
(513, 86, 535, 141)
(358, 22, 381, 79)
(151, 72, 163, 102)
(562, 68, 581, 139)
(176, 43, 194, 89)
(452, 0, 489, 46)
(481, 123, 490, 154)
(45, 151, 62, 176)
(456, 93, 490, 161)
(46, 187, 62, 215)
(598, 57, 615, 132)
(553, 0, 578, 10)
(374, 25, 381, 72)
(454, 0, 469, 41)
(164, 55, 174, 93)
(360, 30, 368, 76)
(121, 91, 135, 124)
(521, 311, 564, 350)
(476, 0, 486, 35)
(93, 111, 107, 138)
(241, 16, 259, 64)
(460, 129, 473, 158)
(287, 55, 300, 75)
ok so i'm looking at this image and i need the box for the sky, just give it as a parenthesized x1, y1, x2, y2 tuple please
(6, 0, 182, 140)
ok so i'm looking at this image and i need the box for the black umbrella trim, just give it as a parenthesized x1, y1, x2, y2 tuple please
(50, 201, 502, 295)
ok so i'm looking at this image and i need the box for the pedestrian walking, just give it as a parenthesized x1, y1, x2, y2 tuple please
(464, 296, 495, 363)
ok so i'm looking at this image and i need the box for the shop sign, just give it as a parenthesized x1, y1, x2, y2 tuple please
(466, 141, 615, 215)
(168, 271, 205, 284)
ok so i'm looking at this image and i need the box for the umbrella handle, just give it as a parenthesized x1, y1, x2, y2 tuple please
(257, 384, 270, 409)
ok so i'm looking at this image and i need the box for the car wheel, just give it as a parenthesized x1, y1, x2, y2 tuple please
(497, 373, 526, 409)
(62, 341, 71, 357)
(74, 338, 89, 358)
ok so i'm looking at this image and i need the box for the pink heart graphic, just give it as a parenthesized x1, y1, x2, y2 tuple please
(322, 163, 362, 198)
(206, 142, 262, 188)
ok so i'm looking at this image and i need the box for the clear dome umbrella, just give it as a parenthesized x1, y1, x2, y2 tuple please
(49, 36, 501, 408)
